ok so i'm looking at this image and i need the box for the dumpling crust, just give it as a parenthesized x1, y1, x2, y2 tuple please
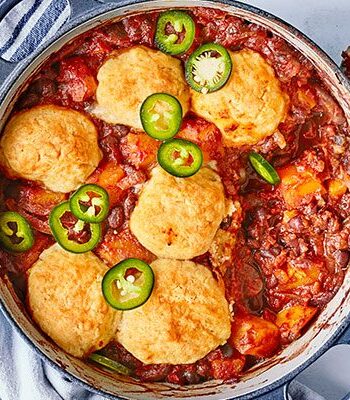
(94, 45, 190, 129)
(191, 49, 289, 146)
(130, 166, 226, 259)
(0, 105, 102, 193)
(117, 258, 231, 364)
(27, 244, 120, 357)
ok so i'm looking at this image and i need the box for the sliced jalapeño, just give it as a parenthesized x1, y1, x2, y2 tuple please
(185, 43, 232, 94)
(89, 353, 131, 375)
(49, 202, 101, 253)
(157, 138, 203, 177)
(70, 184, 109, 223)
(0, 211, 34, 253)
(140, 93, 183, 140)
(248, 152, 281, 185)
(155, 10, 195, 55)
(102, 258, 154, 311)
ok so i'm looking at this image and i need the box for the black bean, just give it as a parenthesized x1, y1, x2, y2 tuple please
(221, 343, 234, 358)
(124, 191, 138, 220)
(220, 215, 232, 230)
(136, 365, 172, 382)
(334, 250, 350, 270)
(182, 370, 201, 385)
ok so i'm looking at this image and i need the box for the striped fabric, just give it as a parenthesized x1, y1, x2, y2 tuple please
(0, 0, 71, 62)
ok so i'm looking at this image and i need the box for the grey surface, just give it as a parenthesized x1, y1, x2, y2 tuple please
(244, 0, 350, 64)
(293, 345, 350, 400)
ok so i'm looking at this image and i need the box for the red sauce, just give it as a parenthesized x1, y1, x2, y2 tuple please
(1, 7, 350, 385)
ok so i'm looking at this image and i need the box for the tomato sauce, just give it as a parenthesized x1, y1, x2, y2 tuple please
(1, 7, 350, 385)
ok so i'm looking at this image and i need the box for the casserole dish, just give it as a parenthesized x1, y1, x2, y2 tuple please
(0, 1, 350, 399)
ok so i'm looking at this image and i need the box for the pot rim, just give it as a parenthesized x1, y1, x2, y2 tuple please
(0, 1, 350, 399)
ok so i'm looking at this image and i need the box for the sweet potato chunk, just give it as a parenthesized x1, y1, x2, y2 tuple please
(87, 161, 125, 207)
(276, 304, 318, 343)
(6, 183, 66, 216)
(274, 262, 321, 290)
(230, 314, 281, 358)
(210, 350, 246, 380)
(296, 86, 317, 111)
(95, 227, 156, 267)
(328, 178, 347, 199)
(177, 115, 223, 162)
(120, 131, 159, 170)
(279, 165, 324, 209)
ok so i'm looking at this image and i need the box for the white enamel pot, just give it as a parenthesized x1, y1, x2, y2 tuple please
(0, 1, 350, 399)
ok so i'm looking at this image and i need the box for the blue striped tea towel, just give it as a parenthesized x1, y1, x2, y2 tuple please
(0, 0, 70, 62)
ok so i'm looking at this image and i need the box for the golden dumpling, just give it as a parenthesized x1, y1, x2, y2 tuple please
(117, 258, 231, 364)
(27, 244, 120, 357)
(191, 49, 289, 146)
(130, 166, 226, 259)
(0, 105, 101, 193)
(93, 45, 190, 130)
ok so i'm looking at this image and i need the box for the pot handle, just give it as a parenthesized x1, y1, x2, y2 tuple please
(257, 323, 350, 400)
(253, 385, 287, 400)
(336, 322, 350, 345)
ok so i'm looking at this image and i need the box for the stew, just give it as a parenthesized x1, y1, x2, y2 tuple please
(0, 6, 349, 386)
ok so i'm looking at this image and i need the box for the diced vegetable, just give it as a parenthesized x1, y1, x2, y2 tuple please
(230, 314, 281, 358)
(70, 184, 109, 223)
(157, 138, 203, 177)
(120, 132, 159, 169)
(279, 165, 324, 208)
(87, 161, 125, 207)
(177, 115, 223, 162)
(282, 210, 298, 224)
(296, 86, 317, 110)
(140, 93, 183, 140)
(102, 258, 154, 310)
(5, 183, 66, 217)
(274, 262, 321, 290)
(185, 43, 232, 94)
(0, 211, 34, 253)
(210, 349, 246, 380)
(276, 304, 318, 343)
(95, 228, 156, 267)
(155, 11, 195, 55)
(328, 178, 347, 199)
